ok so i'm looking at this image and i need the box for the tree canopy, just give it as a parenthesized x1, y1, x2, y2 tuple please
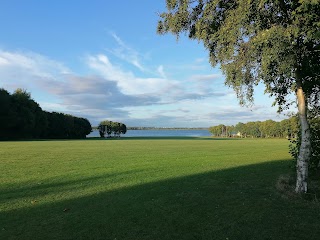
(158, 0, 319, 107)
(0, 88, 92, 140)
(98, 120, 127, 138)
(158, 0, 320, 193)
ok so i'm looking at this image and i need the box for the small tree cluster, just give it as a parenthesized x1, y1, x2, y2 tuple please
(0, 88, 92, 140)
(209, 117, 298, 139)
(98, 120, 127, 138)
(208, 124, 234, 137)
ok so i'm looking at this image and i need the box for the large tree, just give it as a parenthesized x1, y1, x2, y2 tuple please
(158, 0, 320, 193)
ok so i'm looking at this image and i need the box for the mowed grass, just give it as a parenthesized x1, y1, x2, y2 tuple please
(1, 138, 320, 240)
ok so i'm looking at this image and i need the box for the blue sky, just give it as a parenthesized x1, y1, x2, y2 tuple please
(0, 0, 291, 127)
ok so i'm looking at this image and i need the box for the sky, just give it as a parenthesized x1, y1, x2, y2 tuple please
(0, 0, 293, 127)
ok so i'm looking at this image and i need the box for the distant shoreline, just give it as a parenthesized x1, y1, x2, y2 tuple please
(127, 127, 209, 130)
(92, 127, 209, 130)
(87, 129, 211, 138)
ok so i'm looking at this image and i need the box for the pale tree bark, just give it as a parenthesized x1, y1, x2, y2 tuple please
(295, 77, 311, 193)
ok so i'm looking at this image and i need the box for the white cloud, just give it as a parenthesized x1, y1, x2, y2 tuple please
(87, 54, 176, 96)
(0, 49, 71, 99)
(86, 53, 230, 107)
(0, 50, 70, 92)
(108, 32, 146, 72)
(0, 50, 69, 76)
(190, 74, 222, 82)
(157, 65, 167, 79)
(0, 56, 9, 65)
(0, 48, 284, 127)
(195, 58, 205, 63)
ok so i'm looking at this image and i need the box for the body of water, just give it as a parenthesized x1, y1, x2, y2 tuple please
(87, 129, 211, 138)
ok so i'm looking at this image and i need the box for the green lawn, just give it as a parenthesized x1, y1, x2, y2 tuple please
(1, 138, 319, 240)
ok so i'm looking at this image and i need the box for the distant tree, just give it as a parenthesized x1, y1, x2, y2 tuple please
(235, 122, 245, 138)
(11, 89, 35, 138)
(111, 122, 120, 137)
(79, 118, 92, 138)
(72, 117, 92, 138)
(209, 124, 225, 137)
(10, 88, 47, 139)
(211, 118, 300, 139)
(45, 112, 91, 139)
(120, 123, 127, 135)
(45, 112, 65, 138)
(106, 121, 112, 138)
(98, 124, 106, 138)
(209, 126, 217, 136)
(246, 121, 261, 138)
(158, 0, 320, 193)
(209, 124, 235, 137)
(259, 120, 277, 138)
(280, 119, 291, 139)
(98, 120, 109, 138)
(98, 120, 127, 138)
(289, 116, 299, 139)
(0, 89, 16, 139)
(0, 88, 91, 140)
(227, 125, 235, 137)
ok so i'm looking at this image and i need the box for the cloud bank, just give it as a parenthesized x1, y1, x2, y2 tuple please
(0, 35, 285, 127)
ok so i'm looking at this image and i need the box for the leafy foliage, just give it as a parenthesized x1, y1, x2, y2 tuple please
(209, 116, 298, 138)
(209, 124, 234, 137)
(44, 112, 92, 139)
(0, 88, 92, 139)
(290, 110, 320, 174)
(98, 120, 127, 138)
(158, 0, 320, 110)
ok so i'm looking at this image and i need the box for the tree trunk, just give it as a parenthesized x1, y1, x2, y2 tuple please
(295, 79, 311, 193)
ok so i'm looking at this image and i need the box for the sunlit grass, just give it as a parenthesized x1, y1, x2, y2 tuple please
(1, 138, 319, 239)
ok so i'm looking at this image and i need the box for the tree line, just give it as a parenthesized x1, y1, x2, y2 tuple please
(209, 117, 299, 139)
(98, 120, 127, 138)
(0, 88, 92, 140)
(209, 114, 320, 174)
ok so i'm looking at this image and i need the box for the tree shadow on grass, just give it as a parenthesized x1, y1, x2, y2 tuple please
(0, 170, 145, 205)
(1, 160, 320, 240)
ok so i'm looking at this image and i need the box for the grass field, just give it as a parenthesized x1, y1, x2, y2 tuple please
(1, 137, 320, 240)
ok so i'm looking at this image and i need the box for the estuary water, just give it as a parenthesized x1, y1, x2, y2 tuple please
(87, 129, 211, 138)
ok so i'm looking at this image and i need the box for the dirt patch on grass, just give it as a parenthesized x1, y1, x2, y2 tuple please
(276, 174, 297, 199)
(276, 174, 320, 202)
